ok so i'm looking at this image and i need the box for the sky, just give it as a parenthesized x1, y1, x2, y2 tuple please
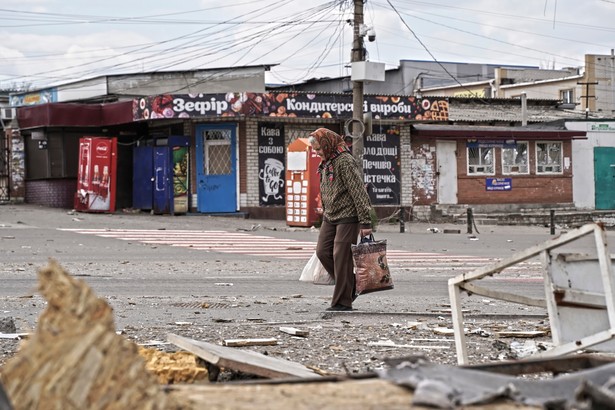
(0, 0, 614, 92)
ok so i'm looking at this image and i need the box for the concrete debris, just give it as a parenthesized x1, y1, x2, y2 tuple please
(0, 319, 15, 334)
(237, 224, 261, 232)
(509, 340, 550, 359)
(0, 259, 180, 410)
(279, 327, 309, 337)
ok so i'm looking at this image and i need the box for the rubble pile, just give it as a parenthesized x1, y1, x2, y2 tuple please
(0, 260, 180, 410)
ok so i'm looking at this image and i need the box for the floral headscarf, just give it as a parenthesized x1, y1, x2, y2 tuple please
(310, 128, 350, 182)
(309, 128, 347, 160)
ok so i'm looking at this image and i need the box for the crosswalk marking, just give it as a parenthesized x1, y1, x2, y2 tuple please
(59, 228, 542, 279)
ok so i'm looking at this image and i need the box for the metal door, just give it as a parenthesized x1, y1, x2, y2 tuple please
(153, 147, 172, 214)
(132, 146, 153, 210)
(595, 147, 615, 210)
(436, 140, 458, 204)
(195, 124, 237, 213)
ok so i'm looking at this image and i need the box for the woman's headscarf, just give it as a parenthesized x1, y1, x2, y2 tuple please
(309, 128, 346, 160)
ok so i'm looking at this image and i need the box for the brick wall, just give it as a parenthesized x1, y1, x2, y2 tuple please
(26, 179, 77, 208)
(244, 118, 258, 207)
(399, 125, 412, 207)
(456, 140, 573, 204)
(8, 128, 25, 202)
(458, 176, 572, 204)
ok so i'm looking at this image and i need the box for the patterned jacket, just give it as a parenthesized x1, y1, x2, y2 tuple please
(318, 151, 372, 227)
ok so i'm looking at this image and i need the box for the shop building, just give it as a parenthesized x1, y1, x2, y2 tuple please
(5, 87, 593, 222)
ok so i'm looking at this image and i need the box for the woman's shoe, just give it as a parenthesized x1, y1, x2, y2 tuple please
(326, 304, 353, 311)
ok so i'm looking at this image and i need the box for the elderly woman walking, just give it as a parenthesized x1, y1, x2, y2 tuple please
(308, 128, 373, 311)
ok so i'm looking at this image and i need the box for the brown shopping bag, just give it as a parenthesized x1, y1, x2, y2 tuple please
(352, 234, 393, 295)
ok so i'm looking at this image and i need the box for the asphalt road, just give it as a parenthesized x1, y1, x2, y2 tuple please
(1, 203, 612, 331)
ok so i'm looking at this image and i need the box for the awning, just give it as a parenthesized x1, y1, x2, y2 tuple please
(16, 100, 134, 130)
(412, 124, 587, 140)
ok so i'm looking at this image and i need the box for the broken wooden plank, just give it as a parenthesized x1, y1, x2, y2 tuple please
(461, 282, 547, 308)
(0, 333, 29, 339)
(223, 337, 278, 347)
(168, 333, 319, 379)
(496, 330, 547, 338)
(279, 327, 309, 337)
(367, 340, 450, 349)
(432, 327, 456, 336)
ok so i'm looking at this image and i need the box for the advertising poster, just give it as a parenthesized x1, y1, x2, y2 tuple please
(133, 93, 449, 122)
(363, 125, 401, 205)
(172, 146, 189, 213)
(257, 122, 285, 205)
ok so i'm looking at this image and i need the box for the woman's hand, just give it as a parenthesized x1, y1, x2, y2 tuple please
(360, 228, 372, 238)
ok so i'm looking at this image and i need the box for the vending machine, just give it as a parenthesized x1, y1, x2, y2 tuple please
(285, 138, 321, 227)
(74, 137, 117, 213)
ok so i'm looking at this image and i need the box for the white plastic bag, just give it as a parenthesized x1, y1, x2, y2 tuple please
(299, 253, 334, 285)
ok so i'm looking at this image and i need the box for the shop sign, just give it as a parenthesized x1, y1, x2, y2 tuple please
(467, 140, 517, 148)
(486, 177, 512, 191)
(133, 93, 448, 121)
(363, 125, 401, 205)
(257, 122, 285, 205)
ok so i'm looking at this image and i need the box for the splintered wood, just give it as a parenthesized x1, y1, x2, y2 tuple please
(138, 347, 208, 384)
(0, 259, 179, 410)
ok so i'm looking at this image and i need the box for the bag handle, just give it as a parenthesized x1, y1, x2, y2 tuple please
(360, 233, 375, 244)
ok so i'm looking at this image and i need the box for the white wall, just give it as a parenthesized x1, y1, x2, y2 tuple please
(568, 121, 615, 209)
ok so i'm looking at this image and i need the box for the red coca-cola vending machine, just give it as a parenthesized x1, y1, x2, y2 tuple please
(74, 137, 117, 212)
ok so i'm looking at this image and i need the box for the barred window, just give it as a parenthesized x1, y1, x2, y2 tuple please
(502, 142, 528, 174)
(536, 142, 562, 174)
(467, 146, 494, 174)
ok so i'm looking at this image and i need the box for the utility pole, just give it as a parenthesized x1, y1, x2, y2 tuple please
(352, 0, 365, 173)
(577, 80, 598, 119)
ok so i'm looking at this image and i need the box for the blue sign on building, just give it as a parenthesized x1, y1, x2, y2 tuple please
(486, 178, 512, 191)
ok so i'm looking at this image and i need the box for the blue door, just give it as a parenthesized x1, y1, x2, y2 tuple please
(153, 147, 172, 214)
(133, 146, 153, 210)
(195, 124, 237, 213)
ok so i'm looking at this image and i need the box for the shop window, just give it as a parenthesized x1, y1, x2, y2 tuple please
(25, 133, 79, 179)
(536, 142, 562, 174)
(467, 146, 494, 175)
(502, 142, 528, 174)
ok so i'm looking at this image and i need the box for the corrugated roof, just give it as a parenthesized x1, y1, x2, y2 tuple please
(412, 123, 586, 139)
(448, 101, 596, 123)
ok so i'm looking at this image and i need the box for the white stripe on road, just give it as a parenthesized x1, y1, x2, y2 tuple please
(59, 228, 542, 277)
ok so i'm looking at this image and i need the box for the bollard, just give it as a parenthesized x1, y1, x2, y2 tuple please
(550, 210, 555, 235)
(467, 208, 473, 234)
(399, 207, 405, 233)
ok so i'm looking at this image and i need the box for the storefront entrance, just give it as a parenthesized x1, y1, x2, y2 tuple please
(195, 123, 237, 213)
